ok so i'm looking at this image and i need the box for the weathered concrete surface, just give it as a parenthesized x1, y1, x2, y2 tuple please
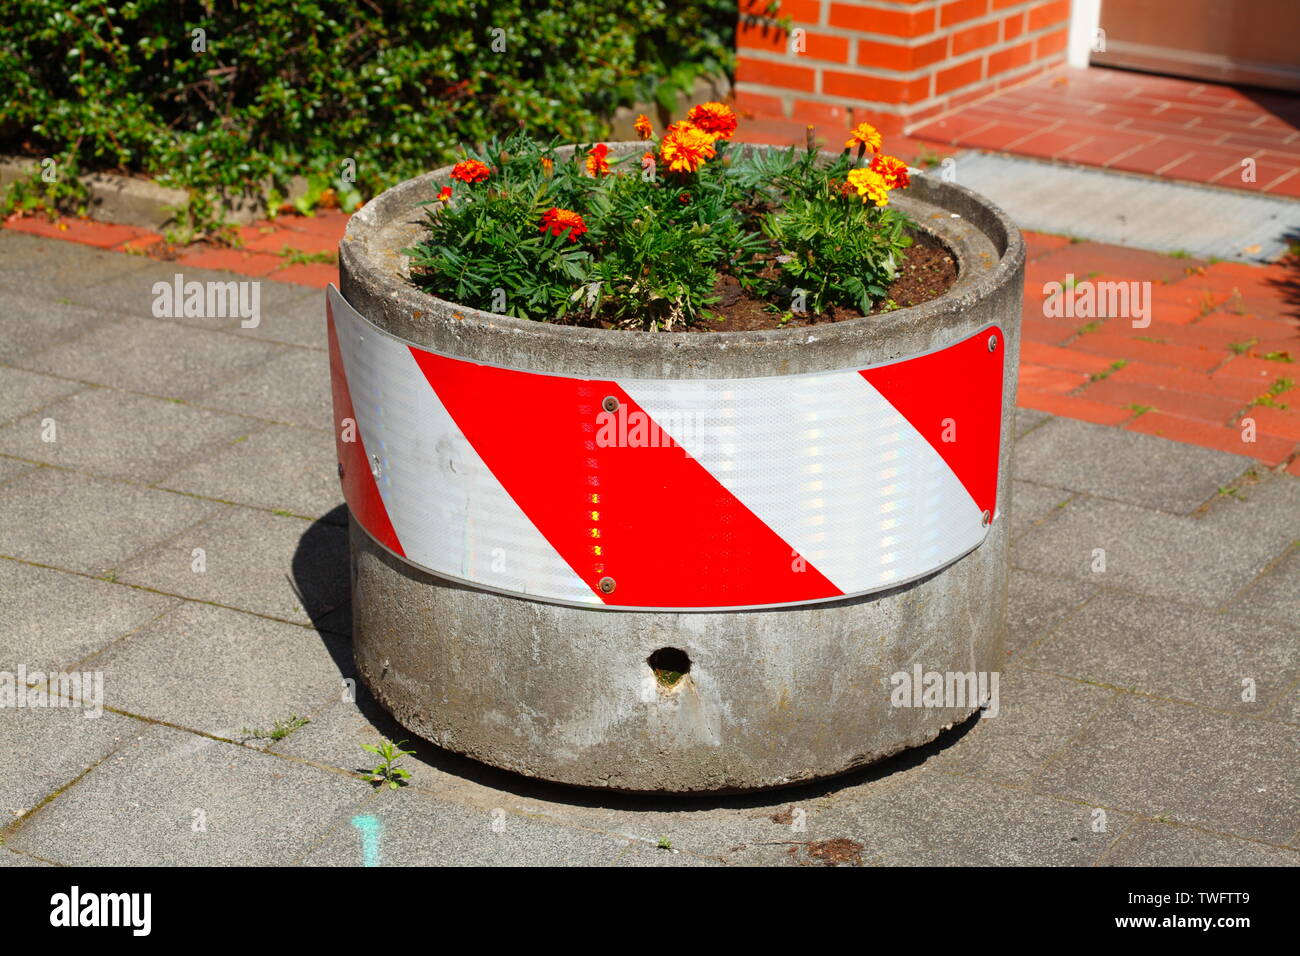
(340, 148, 1026, 791)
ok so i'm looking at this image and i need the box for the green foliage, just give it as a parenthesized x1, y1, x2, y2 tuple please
(409, 132, 917, 329)
(362, 738, 416, 790)
(763, 189, 913, 315)
(0, 1, 736, 238)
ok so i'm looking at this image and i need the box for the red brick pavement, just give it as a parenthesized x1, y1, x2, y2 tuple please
(909, 66, 1300, 195)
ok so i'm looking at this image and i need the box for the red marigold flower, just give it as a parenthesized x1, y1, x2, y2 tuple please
(685, 102, 737, 141)
(586, 143, 611, 177)
(437, 185, 453, 202)
(539, 207, 588, 242)
(870, 153, 911, 190)
(450, 159, 490, 184)
(634, 114, 654, 140)
(659, 122, 717, 174)
(844, 122, 882, 153)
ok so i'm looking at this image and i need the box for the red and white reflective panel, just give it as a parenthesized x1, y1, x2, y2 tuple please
(327, 285, 1003, 611)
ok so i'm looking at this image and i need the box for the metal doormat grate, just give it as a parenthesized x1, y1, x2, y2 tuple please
(936, 152, 1299, 263)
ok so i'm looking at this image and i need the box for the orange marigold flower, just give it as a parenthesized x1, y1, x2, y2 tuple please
(870, 153, 911, 190)
(844, 122, 882, 153)
(586, 143, 611, 177)
(685, 102, 737, 141)
(437, 185, 453, 202)
(659, 122, 717, 173)
(634, 114, 654, 140)
(450, 159, 490, 184)
(540, 157, 554, 177)
(539, 207, 588, 242)
(846, 167, 891, 207)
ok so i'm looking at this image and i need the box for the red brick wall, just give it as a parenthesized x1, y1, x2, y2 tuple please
(736, 0, 1071, 133)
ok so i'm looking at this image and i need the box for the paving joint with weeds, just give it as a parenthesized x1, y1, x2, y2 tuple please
(363, 738, 415, 790)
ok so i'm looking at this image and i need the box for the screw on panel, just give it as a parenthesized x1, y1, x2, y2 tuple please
(981, 510, 992, 527)
(602, 396, 619, 413)
(337, 462, 345, 478)
(598, 576, 616, 594)
(987, 334, 998, 352)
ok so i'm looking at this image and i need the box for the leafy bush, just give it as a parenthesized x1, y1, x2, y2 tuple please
(0, 1, 736, 239)
(407, 111, 916, 330)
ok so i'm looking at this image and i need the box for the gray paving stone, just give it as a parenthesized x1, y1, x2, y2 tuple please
(1009, 479, 1072, 541)
(115, 506, 348, 625)
(231, 289, 328, 350)
(1004, 568, 1097, 659)
(0, 388, 252, 482)
(1268, 684, 1300, 726)
(0, 455, 38, 485)
(0, 233, 155, 303)
(0, 560, 177, 671)
(1013, 416, 1252, 513)
(0, 707, 135, 824)
(16, 316, 287, 400)
(799, 770, 1130, 865)
(0, 469, 220, 576)
(1229, 540, 1298, 628)
(0, 366, 85, 426)
(0, 292, 123, 364)
(1025, 588, 1299, 714)
(1100, 819, 1300, 866)
(88, 600, 351, 738)
(157, 424, 343, 521)
(1033, 694, 1300, 844)
(0, 847, 52, 866)
(1013, 492, 1296, 607)
(193, 346, 332, 429)
(6, 724, 372, 865)
(924, 669, 1118, 786)
(298, 787, 711, 866)
(46, 257, 315, 328)
(1014, 407, 1051, 439)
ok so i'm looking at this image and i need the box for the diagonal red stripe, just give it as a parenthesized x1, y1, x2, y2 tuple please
(858, 326, 1003, 516)
(327, 300, 405, 556)
(409, 349, 841, 607)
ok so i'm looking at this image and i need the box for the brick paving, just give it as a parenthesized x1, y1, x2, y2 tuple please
(910, 67, 1300, 195)
(0, 231, 1296, 866)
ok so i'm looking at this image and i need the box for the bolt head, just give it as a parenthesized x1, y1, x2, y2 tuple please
(981, 509, 992, 527)
(602, 396, 619, 413)
(987, 334, 998, 352)
(337, 462, 344, 478)
(598, 576, 616, 594)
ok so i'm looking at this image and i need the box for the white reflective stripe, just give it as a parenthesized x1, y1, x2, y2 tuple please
(623, 372, 984, 593)
(330, 288, 597, 603)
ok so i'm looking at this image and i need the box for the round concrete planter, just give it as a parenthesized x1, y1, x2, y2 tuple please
(337, 143, 1024, 793)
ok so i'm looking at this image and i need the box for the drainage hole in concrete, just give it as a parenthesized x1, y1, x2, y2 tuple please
(648, 648, 691, 687)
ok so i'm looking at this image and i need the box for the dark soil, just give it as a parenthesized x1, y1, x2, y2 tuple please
(696, 230, 957, 332)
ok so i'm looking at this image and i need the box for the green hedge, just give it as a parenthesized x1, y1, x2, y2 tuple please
(0, 1, 736, 238)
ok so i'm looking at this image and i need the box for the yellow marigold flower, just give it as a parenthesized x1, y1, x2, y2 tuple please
(659, 122, 717, 173)
(869, 153, 911, 190)
(845, 122, 882, 153)
(586, 143, 611, 177)
(685, 102, 738, 141)
(634, 114, 654, 140)
(846, 167, 891, 207)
